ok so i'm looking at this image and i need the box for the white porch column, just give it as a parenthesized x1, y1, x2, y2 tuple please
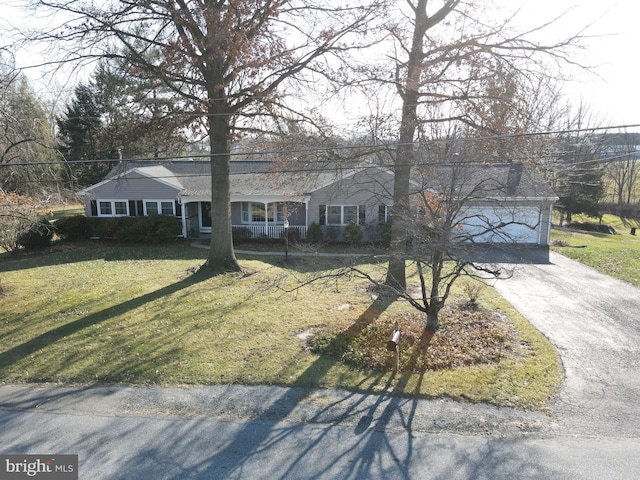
(305, 199, 310, 228)
(180, 199, 187, 238)
(264, 201, 269, 235)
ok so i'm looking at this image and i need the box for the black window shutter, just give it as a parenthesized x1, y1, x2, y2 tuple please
(378, 205, 386, 223)
(90, 200, 97, 216)
(175, 201, 182, 217)
(128, 200, 136, 216)
(319, 205, 326, 225)
(359, 205, 366, 225)
(136, 200, 144, 216)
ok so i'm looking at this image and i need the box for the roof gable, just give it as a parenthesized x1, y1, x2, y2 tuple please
(78, 165, 184, 195)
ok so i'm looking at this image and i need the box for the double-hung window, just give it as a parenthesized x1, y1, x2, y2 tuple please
(322, 205, 365, 225)
(378, 205, 391, 223)
(241, 202, 282, 224)
(144, 200, 175, 216)
(98, 200, 128, 217)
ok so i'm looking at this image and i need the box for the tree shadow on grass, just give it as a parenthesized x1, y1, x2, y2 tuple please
(168, 296, 442, 479)
(194, 292, 417, 478)
(236, 251, 388, 274)
(0, 240, 207, 273)
(0, 272, 209, 374)
(2, 289, 420, 478)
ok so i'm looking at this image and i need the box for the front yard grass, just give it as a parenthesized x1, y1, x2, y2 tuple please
(0, 241, 561, 409)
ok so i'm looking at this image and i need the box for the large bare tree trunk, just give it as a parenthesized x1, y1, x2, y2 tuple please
(385, 0, 460, 291)
(386, 143, 412, 290)
(203, 103, 241, 274)
(385, 6, 425, 290)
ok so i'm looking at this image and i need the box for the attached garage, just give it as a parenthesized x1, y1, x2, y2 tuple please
(458, 204, 551, 245)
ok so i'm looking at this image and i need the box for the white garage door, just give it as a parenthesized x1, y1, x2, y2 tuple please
(457, 206, 541, 244)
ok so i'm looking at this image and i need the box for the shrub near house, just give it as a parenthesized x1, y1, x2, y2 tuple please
(55, 215, 181, 243)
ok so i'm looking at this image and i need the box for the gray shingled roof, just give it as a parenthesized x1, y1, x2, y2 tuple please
(414, 163, 557, 200)
(104, 160, 347, 198)
(103, 160, 555, 200)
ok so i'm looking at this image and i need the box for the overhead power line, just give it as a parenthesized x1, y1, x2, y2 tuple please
(2, 122, 640, 169)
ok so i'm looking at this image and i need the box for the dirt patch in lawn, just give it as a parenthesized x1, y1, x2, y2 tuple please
(307, 304, 519, 373)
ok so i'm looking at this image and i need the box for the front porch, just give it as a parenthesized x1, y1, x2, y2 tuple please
(181, 199, 309, 239)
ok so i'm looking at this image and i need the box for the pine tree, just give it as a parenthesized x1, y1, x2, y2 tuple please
(56, 83, 111, 187)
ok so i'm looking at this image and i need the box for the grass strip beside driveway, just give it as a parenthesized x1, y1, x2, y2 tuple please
(551, 214, 640, 287)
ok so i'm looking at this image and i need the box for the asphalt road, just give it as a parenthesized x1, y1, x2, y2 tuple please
(1, 404, 640, 480)
(1, 251, 640, 479)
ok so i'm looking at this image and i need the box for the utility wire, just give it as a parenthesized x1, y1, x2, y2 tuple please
(2, 122, 640, 169)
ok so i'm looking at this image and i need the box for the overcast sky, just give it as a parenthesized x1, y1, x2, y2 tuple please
(2, 0, 638, 130)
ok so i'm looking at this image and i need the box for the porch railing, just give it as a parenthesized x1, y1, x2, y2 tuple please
(232, 224, 307, 239)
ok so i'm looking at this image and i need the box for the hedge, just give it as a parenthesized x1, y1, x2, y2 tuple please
(56, 215, 182, 243)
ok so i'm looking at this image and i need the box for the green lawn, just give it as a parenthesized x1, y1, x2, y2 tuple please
(551, 214, 640, 287)
(0, 241, 561, 409)
(46, 203, 85, 221)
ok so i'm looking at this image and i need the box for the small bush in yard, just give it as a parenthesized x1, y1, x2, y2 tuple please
(17, 217, 54, 250)
(461, 280, 486, 305)
(307, 222, 323, 244)
(344, 222, 363, 245)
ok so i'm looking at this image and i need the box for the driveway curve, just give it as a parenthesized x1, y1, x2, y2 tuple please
(492, 251, 640, 437)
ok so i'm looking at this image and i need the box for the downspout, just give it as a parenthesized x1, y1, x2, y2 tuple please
(180, 196, 187, 238)
(305, 197, 310, 238)
(537, 205, 543, 246)
(546, 203, 553, 246)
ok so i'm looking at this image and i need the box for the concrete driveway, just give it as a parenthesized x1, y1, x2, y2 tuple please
(492, 251, 640, 437)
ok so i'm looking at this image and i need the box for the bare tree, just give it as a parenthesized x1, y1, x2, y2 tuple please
(0, 189, 52, 252)
(602, 131, 639, 215)
(368, 0, 587, 290)
(27, 0, 382, 274)
(298, 144, 557, 333)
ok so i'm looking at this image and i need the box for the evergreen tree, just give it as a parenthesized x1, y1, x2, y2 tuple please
(57, 60, 191, 188)
(56, 83, 111, 187)
(0, 62, 61, 195)
(91, 60, 190, 159)
(554, 137, 605, 223)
